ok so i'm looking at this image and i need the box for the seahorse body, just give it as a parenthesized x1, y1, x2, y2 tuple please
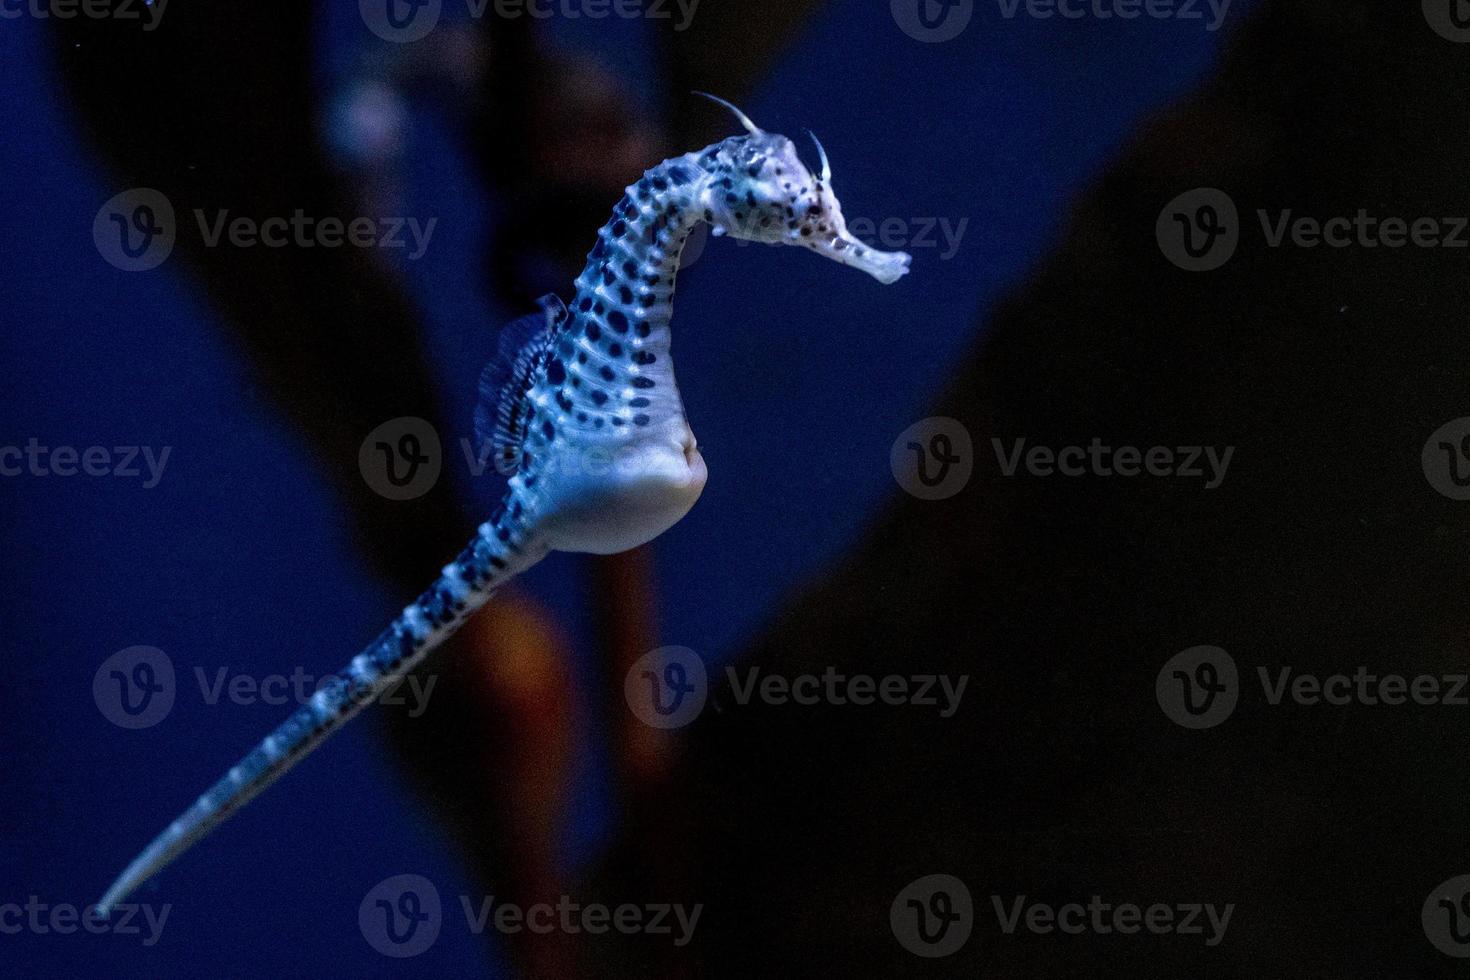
(98, 95, 911, 913)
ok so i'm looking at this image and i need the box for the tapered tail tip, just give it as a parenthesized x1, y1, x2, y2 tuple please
(96, 853, 154, 918)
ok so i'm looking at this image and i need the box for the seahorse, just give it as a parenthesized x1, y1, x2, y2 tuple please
(98, 94, 912, 913)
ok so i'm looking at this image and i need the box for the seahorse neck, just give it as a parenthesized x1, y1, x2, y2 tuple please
(568, 154, 710, 351)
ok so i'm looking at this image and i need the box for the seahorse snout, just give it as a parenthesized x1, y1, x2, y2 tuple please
(806, 231, 913, 284)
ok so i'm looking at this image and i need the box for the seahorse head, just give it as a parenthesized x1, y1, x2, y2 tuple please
(694, 93, 912, 285)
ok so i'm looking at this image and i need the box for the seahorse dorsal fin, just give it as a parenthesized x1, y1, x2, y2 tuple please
(473, 294, 568, 477)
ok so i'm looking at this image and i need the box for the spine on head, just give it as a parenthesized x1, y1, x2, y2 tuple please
(97, 513, 543, 914)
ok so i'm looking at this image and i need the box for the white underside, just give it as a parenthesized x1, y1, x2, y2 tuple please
(528, 421, 708, 555)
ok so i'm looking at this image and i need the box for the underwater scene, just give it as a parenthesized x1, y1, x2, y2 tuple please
(4, 2, 1469, 976)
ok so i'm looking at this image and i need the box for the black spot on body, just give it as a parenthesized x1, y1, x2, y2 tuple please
(608, 311, 629, 333)
(633, 377, 656, 389)
(592, 390, 608, 406)
(633, 351, 656, 365)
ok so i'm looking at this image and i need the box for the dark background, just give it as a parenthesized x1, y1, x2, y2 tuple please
(8, 0, 1470, 976)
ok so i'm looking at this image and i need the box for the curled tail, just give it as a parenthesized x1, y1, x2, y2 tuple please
(98, 516, 543, 914)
